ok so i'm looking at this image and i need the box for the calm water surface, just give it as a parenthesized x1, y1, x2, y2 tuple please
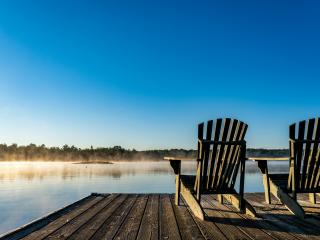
(0, 160, 288, 234)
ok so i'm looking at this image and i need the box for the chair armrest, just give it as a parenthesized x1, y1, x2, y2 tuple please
(248, 157, 288, 162)
(164, 157, 181, 175)
(164, 157, 195, 161)
(248, 157, 288, 175)
(164, 156, 199, 175)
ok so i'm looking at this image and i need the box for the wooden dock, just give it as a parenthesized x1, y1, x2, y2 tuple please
(1, 193, 320, 240)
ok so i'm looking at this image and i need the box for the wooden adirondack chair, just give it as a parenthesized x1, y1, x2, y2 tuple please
(256, 118, 320, 219)
(165, 118, 257, 220)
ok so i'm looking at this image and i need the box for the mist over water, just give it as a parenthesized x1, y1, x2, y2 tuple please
(0, 160, 288, 235)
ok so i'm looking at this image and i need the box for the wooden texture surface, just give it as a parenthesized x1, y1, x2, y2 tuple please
(3, 193, 320, 240)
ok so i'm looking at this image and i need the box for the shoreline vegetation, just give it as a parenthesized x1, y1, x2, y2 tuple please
(0, 144, 289, 162)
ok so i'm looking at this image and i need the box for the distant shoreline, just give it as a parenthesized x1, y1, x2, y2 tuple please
(0, 143, 289, 162)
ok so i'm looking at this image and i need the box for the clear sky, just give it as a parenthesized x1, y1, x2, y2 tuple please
(0, 0, 319, 150)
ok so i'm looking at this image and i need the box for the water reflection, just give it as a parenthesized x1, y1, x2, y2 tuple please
(0, 161, 196, 181)
(0, 160, 289, 235)
(0, 161, 289, 181)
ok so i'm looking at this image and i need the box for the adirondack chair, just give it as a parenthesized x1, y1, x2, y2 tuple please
(255, 118, 320, 219)
(165, 118, 257, 220)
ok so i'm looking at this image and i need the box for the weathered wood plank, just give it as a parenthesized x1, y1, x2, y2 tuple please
(250, 193, 320, 240)
(228, 199, 298, 240)
(1, 195, 98, 240)
(244, 194, 307, 240)
(246, 197, 303, 240)
(159, 194, 181, 240)
(136, 194, 159, 240)
(88, 194, 137, 240)
(200, 196, 248, 240)
(44, 194, 118, 240)
(169, 195, 205, 240)
(21, 195, 104, 240)
(219, 195, 299, 240)
(4, 193, 320, 240)
(67, 194, 129, 240)
(204, 195, 273, 240)
(113, 195, 148, 240)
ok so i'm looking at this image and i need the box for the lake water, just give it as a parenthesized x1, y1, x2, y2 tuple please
(0, 160, 288, 235)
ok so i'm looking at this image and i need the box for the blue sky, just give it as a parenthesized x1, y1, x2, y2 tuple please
(0, 0, 319, 149)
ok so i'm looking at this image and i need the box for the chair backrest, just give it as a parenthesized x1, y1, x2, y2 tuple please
(288, 118, 320, 192)
(197, 118, 248, 193)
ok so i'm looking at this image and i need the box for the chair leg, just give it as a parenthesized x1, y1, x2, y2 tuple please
(291, 192, 297, 201)
(257, 161, 271, 204)
(239, 154, 246, 210)
(224, 192, 257, 217)
(309, 193, 316, 204)
(180, 181, 205, 220)
(269, 180, 305, 219)
(175, 174, 181, 205)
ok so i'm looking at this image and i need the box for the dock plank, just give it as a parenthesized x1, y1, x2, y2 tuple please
(67, 194, 129, 240)
(44, 194, 118, 240)
(90, 194, 138, 240)
(200, 196, 247, 240)
(21, 195, 105, 240)
(170, 195, 205, 240)
(3, 193, 320, 240)
(203, 195, 274, 240)
(113, 195, 148, 240)
(245, 194, 310, 240)
(222, 196, 298, 240)
(247, 193, 320, 240)
(252, 193, 320, 235)
(136, 194, 159, 240)
(159, 194, 181, 240)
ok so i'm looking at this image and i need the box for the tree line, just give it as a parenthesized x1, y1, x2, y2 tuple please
(0, 143, 289, 162)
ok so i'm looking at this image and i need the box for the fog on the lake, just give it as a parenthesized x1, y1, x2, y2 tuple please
(0, 160, 288, 235)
